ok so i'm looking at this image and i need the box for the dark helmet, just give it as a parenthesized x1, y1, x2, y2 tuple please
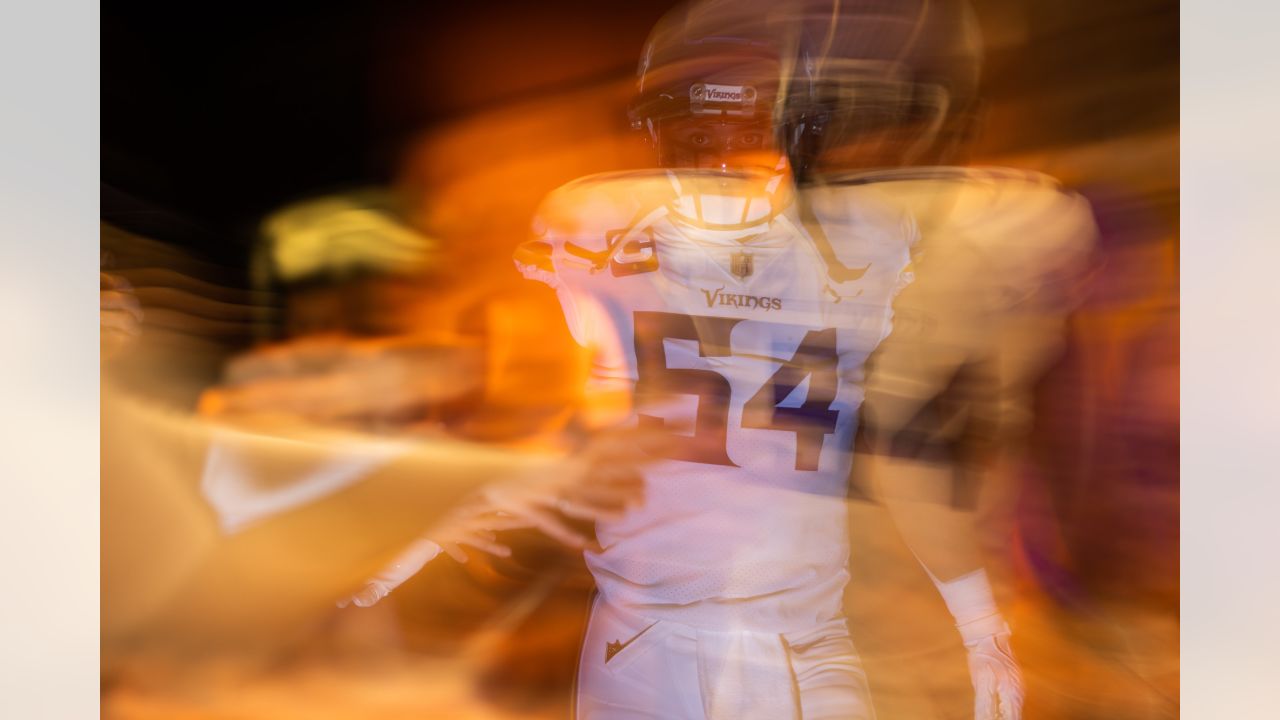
(629, 0, 793, 161)
(631, 0, 984, 178)
(777, 0, 985, 180)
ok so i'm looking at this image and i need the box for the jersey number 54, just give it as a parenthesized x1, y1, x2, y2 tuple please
(633, 311, 840, 471)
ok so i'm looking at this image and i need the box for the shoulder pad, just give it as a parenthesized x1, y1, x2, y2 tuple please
(531, 170, 679, 249)
(823, 166, 1095, 264)
(799, 181, 919, 259)
(517, 169, 679, 284)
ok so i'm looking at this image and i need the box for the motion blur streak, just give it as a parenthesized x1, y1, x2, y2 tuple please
(101, 0, 1176, 717)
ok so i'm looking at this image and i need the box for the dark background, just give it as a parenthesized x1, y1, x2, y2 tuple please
(102, 0, 679, 261)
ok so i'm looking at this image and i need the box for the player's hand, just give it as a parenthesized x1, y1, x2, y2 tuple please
(337, 503, 528, 607)
(338, 536, 443, 608)
(338, 432, 649, 608)
(965, 631, 1024, 720)
(336, 502, 532, 608)
(470, 428, 650, 552)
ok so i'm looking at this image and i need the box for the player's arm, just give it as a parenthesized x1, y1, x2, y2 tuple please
(339, 432, 645, 608)
(859, 237, 1023, 720)
(860, 402, 1024, 720)
(348, 237, 649, 608)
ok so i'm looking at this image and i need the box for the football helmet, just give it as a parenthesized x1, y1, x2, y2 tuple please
(627, 0, 806, 237)
(629, 0, 793, 176)
(775, 0, 985, 181)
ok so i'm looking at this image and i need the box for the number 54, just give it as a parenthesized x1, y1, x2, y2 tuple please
(633, 311, 840, 471)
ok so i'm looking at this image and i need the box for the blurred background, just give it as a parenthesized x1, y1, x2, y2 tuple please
(101, 0, 1177, 718)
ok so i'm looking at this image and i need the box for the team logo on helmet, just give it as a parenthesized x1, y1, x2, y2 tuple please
(689, 83, 758, 117)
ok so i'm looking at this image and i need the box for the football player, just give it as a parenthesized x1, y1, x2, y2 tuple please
(515, 2, 918, 717)
(784, 1, 1101, 718)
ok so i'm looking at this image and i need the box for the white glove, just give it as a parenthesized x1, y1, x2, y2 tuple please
(929, 568, 1025, 720)
(338, 537, 445, 608)
(336, 505, 527, 608)
(337, 427, 648, 609)
(963, 629, 1023, 720)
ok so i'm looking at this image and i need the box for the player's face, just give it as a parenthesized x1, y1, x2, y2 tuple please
(657, 115, 781, 174)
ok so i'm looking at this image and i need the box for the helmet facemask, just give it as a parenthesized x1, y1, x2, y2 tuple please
(633, 53, 790, 183)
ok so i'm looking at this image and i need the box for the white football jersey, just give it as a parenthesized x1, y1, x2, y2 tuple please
(517, 169, 915, 632)
(818, 167, 1100, 441)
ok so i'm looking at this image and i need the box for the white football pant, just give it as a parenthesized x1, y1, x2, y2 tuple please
(577, 598, 876, 720)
